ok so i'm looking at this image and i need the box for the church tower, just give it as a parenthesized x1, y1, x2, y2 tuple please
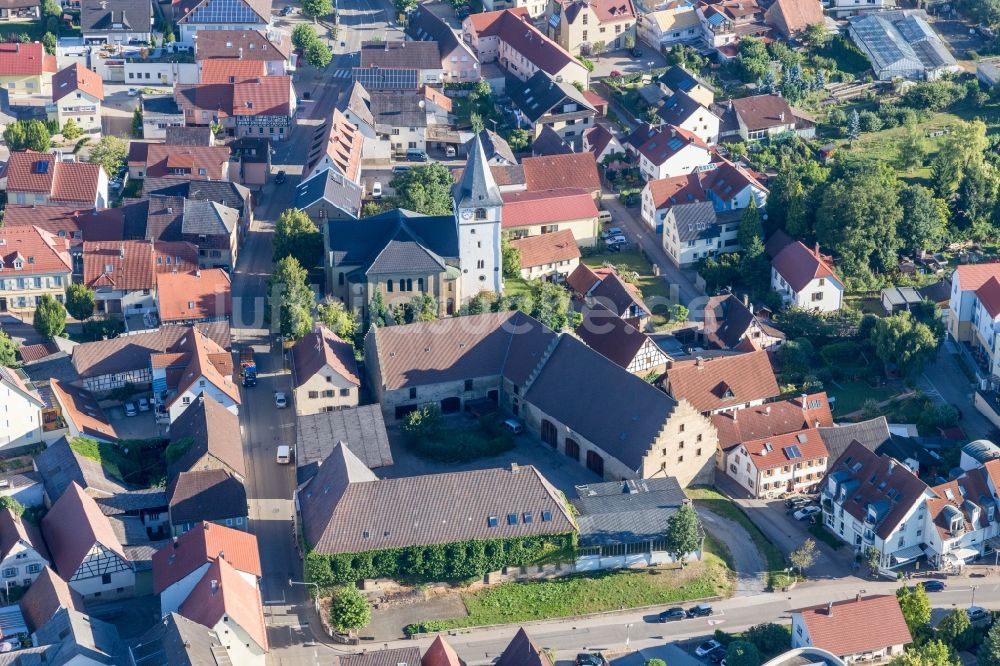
(453, 135, 504, 301)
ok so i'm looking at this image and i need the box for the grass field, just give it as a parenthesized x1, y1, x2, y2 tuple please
(826, 379, 896, 415)
(407, 556, 733, 633)
(583, 251, 677, 327)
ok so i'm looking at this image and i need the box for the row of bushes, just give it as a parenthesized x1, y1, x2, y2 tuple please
(305, 534, 575, 587)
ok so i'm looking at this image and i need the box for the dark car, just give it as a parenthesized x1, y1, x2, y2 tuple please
(687, 604, 714, 618)
(922, 580, 946, 592)
(630, 47, 642, 57)
(707, 647, 727, 664)
(576, 654, 608, 666)
(659, 607, 686, 622)
(406, 149, 429, 162)
(274, 170, 286, 184)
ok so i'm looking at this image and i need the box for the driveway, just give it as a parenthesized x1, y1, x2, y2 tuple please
(106, 406, 165, 440)
(920, 343, 994, 441)
(697, 509, 765, 596)
(589, 45, 667, 79)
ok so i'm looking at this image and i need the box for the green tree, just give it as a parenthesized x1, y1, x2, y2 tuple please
(32, 294, 66, 339)
(745, 624, 790, 657)
(501, 238, 521, 279)
(292, 24, 319, 50)
(896, 584, 932, 635)
(897, 122, 926, 171)
(898, 185, 947, 254)
(269, 256, 314, 340)
(65, 283, 95, 321)
(776, 338, 814, 379)
(527, 280, 572, 330)
(766, 158, 828, 238)
(61, 118, 82, 141)
(930, 152, 960, 200)
(4, 119, 51, 152)
(954, 162, 999, 232)
(870, 311, 939, 377)
(866, 546, 880, 573)
(328, 587, 371, 634)
(407, 294, 438, 322)
(87, 135, 128, 177)
(665, 503, 701, 565)
(738, 198, 764, 257)
(644, 105, 660, 124)
(804, 22, 829, 48)
(302, 0, 333, 19)
(507, 128, 530, 152)
(273, 209, 322, 269)
(789, 538, 817, 576)
(304, 39, 333, 68)
(131, 108, 143, 137)
(726, 641, 761, 666)
(892, 641, 958, 666)
(978, 622, 1000, 666)
(41, 32, 56, 55)
(390, 162, 455, 216)
(368, 290, 390, 327)
(846, 109, 860, 142)
(316, 299, 358, 341)
(0, 496, 24, 517)
(645, 661, 667, 666)
(0, 332, 16, 367)
(936, 608, 973, 651)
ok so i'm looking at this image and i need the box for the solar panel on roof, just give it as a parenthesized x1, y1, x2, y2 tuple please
(783, 445, 802, 459)
(667, 138, 683, 150)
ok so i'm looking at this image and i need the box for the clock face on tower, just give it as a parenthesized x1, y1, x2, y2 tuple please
(461, 210, 473, 220)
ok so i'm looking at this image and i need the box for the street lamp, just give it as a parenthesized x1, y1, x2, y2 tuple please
(972, 585, 978, 608)
(289, 578, 320, 597)
(625, 623, 633, 649)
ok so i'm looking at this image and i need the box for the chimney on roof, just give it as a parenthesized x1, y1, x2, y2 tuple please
(238, 47, 243, 59)
(511, 462, 520, 473)
(764, 405, 771, 414)
(742, 293, 748, 307)
(119, 244, 125, 258)
(670, 127, 676, 138)
(166, 207, 173, 214)
(195, 269, 201, 277)
(826, 601, 833, 616)
(888, 460, 896, 475)
(801, 393, 808, 409)
(856, 592, 861, 602)
(778, 111, 784, 122)
(814, 242, 820, 257)
(695, 356, 704, 367)
(219, 550, 225, 560)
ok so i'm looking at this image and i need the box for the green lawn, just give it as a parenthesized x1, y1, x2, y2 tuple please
(405, 418, 514, 463)
(69, 436, 168, 487)
(826, 380, 895, 416)
(583, 251, 677, 328)
(406, 556, 733, 634)
(686, 487, 787, 589)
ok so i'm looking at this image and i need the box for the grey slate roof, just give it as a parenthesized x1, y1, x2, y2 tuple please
(368, 90, 427, 126)
(342, 82, 374, 128)
(167, 394, 246, 480)
(326, 209, 458, 273)
(95, 488, 168, 516)
(142, 95, 181, 116)
(572, 477, 688, 547)
(335, 647, 423, 666)
(359, 41, 441, 71)
(507, 70, 593, 124)
(296, 405, 393, 486)
(129, 613, 229, 666)
(299, 443, 575, 554)
(34, 608, 120, 666)
(530, 125, 573, 157)
(524, 335, 678, 471)
(466, 129, 516, 165)
(164, 126, 214, 146)
(666, 200, 720, 242)
(181, 199, 238, 237)
(145, 178, 250, 214)
(405, 4, 462, 56)
(166, 470, 247, 525)
(294, 167, 363, 219)
(81, 0, 151, 33)
(657, 89, 711, 126)
(367, 228, 447, 274)
(657, 65, 714, 96)
(818, 417, 893, 462)
(453, 134, 503, 209)
(35, 437, 129, 502)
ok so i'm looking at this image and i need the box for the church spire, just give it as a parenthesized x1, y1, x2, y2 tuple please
(454, 134, 503, 210)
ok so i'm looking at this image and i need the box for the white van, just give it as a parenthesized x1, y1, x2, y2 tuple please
(598, 210, 613, 225)
(276, 445, 291, 464)
(503, 418, 525, 435)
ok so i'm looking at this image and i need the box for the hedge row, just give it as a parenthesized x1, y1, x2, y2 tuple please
(305, 533, 575, 587)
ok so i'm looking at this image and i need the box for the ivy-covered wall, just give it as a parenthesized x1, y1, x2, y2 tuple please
(305, 533, 576, 587)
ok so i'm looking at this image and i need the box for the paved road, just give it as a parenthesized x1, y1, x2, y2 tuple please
(920, 342, 994, 441)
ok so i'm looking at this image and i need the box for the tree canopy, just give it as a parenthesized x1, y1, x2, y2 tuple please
(896, 585, 931, 635)
(726, 641, 761, 666)
(328, 586, 370, 633)
(4, 120, 51, 153)
(88, 135, 128, 177)
(316, 299, 358, 343)
(269, 256, 314, 340)
(65, 284, 95, 321)
(390, 163, 455, 216)
(869, 311, 939, 377)
(0, 332, 16, 367)
(273, 209, 322, 269)
(33, 294, 66, 339)
(665, 503, 701, 564)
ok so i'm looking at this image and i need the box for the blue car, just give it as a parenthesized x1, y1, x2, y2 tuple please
(922, 580, 945, 592)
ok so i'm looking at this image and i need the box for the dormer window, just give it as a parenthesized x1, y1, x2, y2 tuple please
(12, 260, 21, 270)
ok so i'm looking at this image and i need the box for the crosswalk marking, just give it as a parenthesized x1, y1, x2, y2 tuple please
(331, 69, 351, 79)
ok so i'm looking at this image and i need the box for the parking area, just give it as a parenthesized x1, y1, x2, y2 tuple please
(589, 45, 667, 79)
(106, 404, 166, 440)
(927, 18, 992, 68)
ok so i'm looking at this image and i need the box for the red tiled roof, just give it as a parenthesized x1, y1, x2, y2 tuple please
(194, 29, 291, 61)
(307, 108, 363, 182)
(41, 482, 129, 582)
(731, 94, 795, 132)
(700, 160, 766, 201)
(17, 342, 59, 364)
(955, 263, 1000, 293)
(465, 7, 530, 35)
(977, 276, 1000, 319)
(179, 557, 268, 651)
(500, 188, 597, 229)
(422, 635, 465, 666)
(165, 327, 241, 408)
(562, 0, 634, 25)
(290, 323, 360, 389)
(666, 350, 780, 413)
(772, 240, 839, 293)
(740, 427, 828, 470)
(199, 59, 267, 84)
(636, 124, 709, 166)
(765, 0, 823, 36)
(0, 42, 49, 77)
(152, 521, 261, 594)
(474, 9, 581, 77)
(52, 63, 104, 103)
(156, 269, 232, 322)
(421, 85, 452, 113)
(510, 229, 580, 269)
(0, 225, 72, 275)
(50, 379, 117, 441)
(5, 151, 103, 205)
(522, 152, 600, 193)
(793, 595, 912, 657)
(4, 205, 125, 243)
(144, 145, 231, 181)
(647, 173, 707, 209)
(566, 263, 601, 295)
(233, 75, 291, 116)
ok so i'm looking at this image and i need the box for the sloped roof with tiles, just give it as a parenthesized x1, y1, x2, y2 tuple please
(954, 263, 1000, 293)
(300, 442, 574, 554)
(339, 647, 424, 666)
(165, 327, 240, 407)
(522, 152, 601, 192)
(589, 270, 649, 319)
(509, 229, 580, 268)
(152, 521, 260, 594)
(360, 40, 441, 70)
(49, 379, 118, 443)
(575, 302, 661, 370)
(167, 469, 247, 524)
(0, 42, 53, 76)
(0, 507, 49, 564)
(701, 160, 766, 201)
(740, 427, 828, 470)
(712, 392, 832, 450)
(500, 188, 597, 229)
(194, 29, 290, 60)
(41, 482, 130, 581)
(765, 0, 823, 36)
(0, 225, 70, 276)
(34, 435, 129, 500)
(178, 556, 268, 651)
(422, 635, 466, 666)
(465, 7, 529, 33)
(562, 0, 634, 24)
(977, 276, 1000, 319)
(772, 240, 840, 292)
(233, 75, 292, 115)
(702, 293, 784, 350)
(508, 69, 593, 124)
(19, 566, 84, 634)
(291, 324, 360, 389)
(496, 628, 553, 666)
(143, 145, 230, 180)
(82, 240, 196, 291)
(491, 10, 579, 76)
(71, 322, 230, 378)
(666, 350, 779, 413)
(167, 394, 246, 479)
(307, 108, 363, 181)
(6, 151, 103, 204)
(0, 365, 41, 405)
(636, 124, 709, 166)
(793, 595, 912, 657)
(4, 205, 123, 243)
(52, 63, 104, 102)
(732, 94, 795, 132)
(199, 58, 267, 84)
(130, 612, 229, 666)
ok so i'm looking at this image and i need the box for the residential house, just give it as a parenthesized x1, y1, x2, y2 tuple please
(521, 151, 602, 198)
(848, 11, 958, 81)
(179, 199, 241, 268)
(695, 0, 766, 51)
(81, 0, 153, 44)
(194, 29, 294, 76)
(129, 612, 233, 666)
(167, 469, 248, 536)
(295, 405, 392, 488)
(199, 58, 267, 84)
(357, 40, 443, 87)
(49, 63, 103, 134)
(152, 521, 260, 617)
(582, 123, 624, 162)
(703, 293, 784, 351)
(970, 276, 1000, 379)
(406, 5, 480, 83)
(828, 0, 895, 17)
(0, 366, 44, 449)
(567, 263, 651, 329)
(637, 7, 702, 50)
(48, 379, 118, 444)
(549, 0, 637, 56)
(700, 159, 768, 211)
(880, 286, 923, 315)
(664, 350, 780, 415)
(33, 436, 129, 504)
(720, 94, 816, 142)
(962, 440, 1000, 472)
(118, 196, 243, 266)
(141, 94, 185, 140)
(661, 200, 733, 266)
(140, 144, 232, 181)
(0, 0, 39, 22)
(71, 321, 230, 393)
(764, 0, 824, 39)
(367, 89, 436, 156)
(0, 225, 73, 316)
(174, 76, 296, 141)
(167, 394, 246, 481)
(508, 228, 581, 280)
(657, 65, 715, 107)
(502, 188, 599, 246)
(155, 327, 240, 423)
(304, 109, 363, 182)
(948, 263, 1000, 345)
(289, 324, 361, 416)
(640, 172, 706, 233)
(3, 204, 124, 247)
(32, 606, 122, 665)
(19, 566, 85, 636)
(40, 481, 135, 599)
(508, 70, 596, 148)
(365, 312, 718, 485)
(575, 302, 669, 375)
(143, 178, 252, 229)
(174, 0, 272, 45)
(469, 129, 518, 165)
(496, 628, 553, 666)
(629, 124, 711, 181)
(790, 595, 912, 662)
(294, 168, 363, 223)
(924, 465, 999, 570)
(818, 417, 894, 465)
(723, 427, 829, 498)
(0, 507, 50, 589)
(340, 82, 386, 160)
(5, 151, 109, 208)
(771, 241, 844, 312)
(656, 90, 720, 145)
(462, 9, 589, 88)
(0, 42, 55, 97)
(156, 268, 232, 325)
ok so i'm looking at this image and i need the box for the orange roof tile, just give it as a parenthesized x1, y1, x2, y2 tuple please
(509, 229, 580, 269)
(155, 269, 232, 323)
(955, 263, 1000, 293)
(41, 482, 129, 582)
(977, 276, 1000, 319)
(232, 75, 291, 116)
(52, 63, 104, 102)
(199, 58, 267, 84)
(740, 427, 828, 470)
(522, 152, 601, 193)
(49, 379, 117, 442)
(500, 188, 597, 229)
(6, 151, 104, 205)
(152, 521, 261, 594)
(0, 225, 72, 275)
(712, 392, 832, 449)
(0, 42, 49, 77)
(179, 557, 268, 651)
(772, 241, 839, 292)
(793, 595, 912, 657)
(666, 350, 780, 413)
(144, 145, 231, 181)
(166, 327, 241, 408)
(646, 173, 707, 209)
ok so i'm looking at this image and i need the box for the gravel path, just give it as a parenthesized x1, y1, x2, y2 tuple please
(697, 508, 766, 596)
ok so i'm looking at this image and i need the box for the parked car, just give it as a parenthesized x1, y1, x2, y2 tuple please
(445, 145, 456, 157)
(124, 402, 138, 417)
(604, 235, 627, 246)
(601, 227, 623, 239)
(576, 654, 608, 666)
(695, 639, 722, 657)
(658, 607, 686, 622)
(392, 165, 412, 174)
(630, 47, 642, 57)
(967, 607, 989, 622)
(786, 497, 810, 509)
(137, 397, 150, 412)
(922, 580, 945, 592)
(794, 505, 821, 521)
(707, 647, 727, 664)
(406, 149, 428, 162)
(127, 88, 139, 96)
(688, 604, 714, 618)
(274, 170, 286, 184)
(274, 392, 288, 409)
(371, 181, 382, 199)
